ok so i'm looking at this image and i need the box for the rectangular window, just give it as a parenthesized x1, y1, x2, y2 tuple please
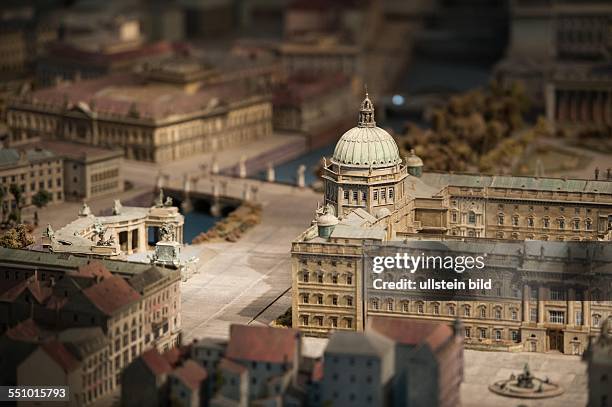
(362, 191, 367, 201)
(549, 310, 565, 324)
(352, 191, 358, 201)
(575, 311, 582, 326)
(465, 327, 471, 338)
(388, 188, 394, 199)
(530, 308, 538, 322)
(373, 191, 378, 200)
(343, 190, 349, 200)
(511, 331, 519, 342)
(479, 329, 486, 339)
(381, 189, 386, 200)
(550, 288, 565, 301)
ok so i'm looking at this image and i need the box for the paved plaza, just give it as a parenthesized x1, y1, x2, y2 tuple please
(462, 350, 587, 407)
(178, 182, 318, 340)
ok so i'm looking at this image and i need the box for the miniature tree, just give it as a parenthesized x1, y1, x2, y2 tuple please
(32, 189, 53, 208)
(8, 183, 23, 224)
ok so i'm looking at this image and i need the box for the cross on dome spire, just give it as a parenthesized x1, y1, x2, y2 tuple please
(358, 87, 375, 128)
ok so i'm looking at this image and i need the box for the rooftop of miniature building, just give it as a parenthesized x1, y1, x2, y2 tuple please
(332, 93, 401, 168)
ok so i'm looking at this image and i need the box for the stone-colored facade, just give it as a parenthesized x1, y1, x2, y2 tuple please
(0, 248, 183, 397)
(17, 328, 110, 406)
(35, 140, 123, 200)
(0, 147, 64, 214)
(6, 65, 273, 162)
(291, 94, 612, 355)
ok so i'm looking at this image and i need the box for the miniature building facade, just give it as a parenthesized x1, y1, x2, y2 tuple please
(0, 147, 64, 210)
(6, 64, 273, 162)
(291, 94, 612, 354)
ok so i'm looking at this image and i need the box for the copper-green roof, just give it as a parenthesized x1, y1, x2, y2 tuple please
(332, 126, 401, 168)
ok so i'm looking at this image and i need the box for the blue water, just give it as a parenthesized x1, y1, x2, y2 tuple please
(183, 211, 221, 243)
(257, 143, 336, 186)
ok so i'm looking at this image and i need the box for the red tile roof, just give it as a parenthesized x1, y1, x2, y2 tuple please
(141, 348, 173, 376)
(368, 317, 453, 352)
(5, 319, 42, 342)
(218, 357, 247, 374)
(226, 325, 300, 364)
(82, 275, 140, 315)
(75, 261, 114, 280)
(162, 344, 191, 367)
(273, 73, 349, 106)
(0, 278, 52, 304)
(45, 295, 69, 310)
(172, 360, 207, 391)
(27, 72, 256, 121)
(46, 40, 179, 66)
(41, 341, 80, 373)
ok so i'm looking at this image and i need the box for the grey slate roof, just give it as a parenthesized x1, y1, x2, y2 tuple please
(0, 247, 173, 277)
(421, 172, 612, 194)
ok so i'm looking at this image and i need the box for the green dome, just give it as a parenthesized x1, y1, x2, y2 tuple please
(332, 126, 401, 167)
(332, 92, 401, 168)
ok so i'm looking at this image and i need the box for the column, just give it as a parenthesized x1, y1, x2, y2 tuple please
(582, 288, 591, 328)
(127, 229, 132, 254)
(538, 285, 545, 324)
(567, 288, 575, 326)
(522, 284, 530, 322)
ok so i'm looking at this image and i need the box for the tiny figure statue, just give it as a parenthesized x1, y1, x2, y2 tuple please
(44, 224, 54, 240)
(164, 196, 173, 207)
(154, 189, 165, 207)
(112, 199, 122, 215)
(159, 222, 176, 242)
(79, 202, 91, 216)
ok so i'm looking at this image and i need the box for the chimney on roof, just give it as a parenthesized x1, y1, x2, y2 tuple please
(594, 167, 600, 180)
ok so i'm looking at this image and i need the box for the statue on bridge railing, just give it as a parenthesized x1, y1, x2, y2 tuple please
(154, 188, 173, 208)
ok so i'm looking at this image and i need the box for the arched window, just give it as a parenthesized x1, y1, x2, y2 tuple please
(497, 213, 504, 225)
(512, 215, 519, 226)
(479, 305, 487, 318)
(386, 299, 394, 311)
(402, 301, 409, 312)
(371, 298, 380, 310)
(463, 305, 471, 317)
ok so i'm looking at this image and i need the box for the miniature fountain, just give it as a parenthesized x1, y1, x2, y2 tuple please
(489, 363, 564, 399)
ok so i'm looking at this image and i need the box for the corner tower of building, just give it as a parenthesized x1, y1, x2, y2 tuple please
(323, 92, 408, 217)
